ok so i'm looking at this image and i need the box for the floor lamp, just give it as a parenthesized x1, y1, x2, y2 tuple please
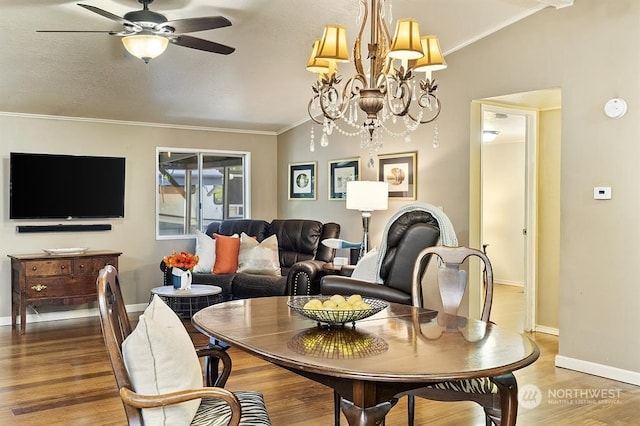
(346, 181, 389, 260)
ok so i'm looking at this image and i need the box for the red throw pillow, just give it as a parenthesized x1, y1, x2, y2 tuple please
(212, 234, 240, 274)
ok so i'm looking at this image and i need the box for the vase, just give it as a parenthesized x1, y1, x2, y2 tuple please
(171, 268, 192, 290)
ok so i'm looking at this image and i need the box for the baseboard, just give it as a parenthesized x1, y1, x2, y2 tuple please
(0, 303, 147, 327)
(534, 325, 559, 335)
(555, 355, 640, 386)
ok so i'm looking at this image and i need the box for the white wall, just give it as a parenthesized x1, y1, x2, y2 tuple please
(0, 114, 278, 321)
(482, 139, 526, 286)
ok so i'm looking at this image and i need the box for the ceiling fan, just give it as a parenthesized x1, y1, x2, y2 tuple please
(38, 0, 235, 63)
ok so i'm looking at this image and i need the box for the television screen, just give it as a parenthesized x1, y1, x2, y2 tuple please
(10, 152, 126, 220)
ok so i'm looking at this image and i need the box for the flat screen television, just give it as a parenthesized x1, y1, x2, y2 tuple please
(10, 152, 126, 220)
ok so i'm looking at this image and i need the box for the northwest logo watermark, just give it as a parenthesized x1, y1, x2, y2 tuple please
(518, 384, 623, 409)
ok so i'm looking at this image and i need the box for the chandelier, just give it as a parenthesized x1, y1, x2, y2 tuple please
(306, 0, 447, 160)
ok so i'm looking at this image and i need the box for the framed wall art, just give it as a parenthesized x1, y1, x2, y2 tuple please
(328, 157, 360, 200)
(288, 161, 317, 200)
(377, 152, 417, 200)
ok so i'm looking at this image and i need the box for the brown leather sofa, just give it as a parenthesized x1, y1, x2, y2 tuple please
(161, 218, 341, 301)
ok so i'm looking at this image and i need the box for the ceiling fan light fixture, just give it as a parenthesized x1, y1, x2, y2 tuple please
(122, 34, 169, 63)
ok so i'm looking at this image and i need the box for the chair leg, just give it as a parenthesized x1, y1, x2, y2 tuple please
(490, 373, 518, 426)
(407, 394, 415, 426)
(334, 390, 341, 426)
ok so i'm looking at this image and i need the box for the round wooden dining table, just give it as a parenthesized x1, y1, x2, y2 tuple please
(192, 296, 539, 426)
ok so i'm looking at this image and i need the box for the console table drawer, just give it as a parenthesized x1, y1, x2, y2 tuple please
(74, 256, 116, 275)
(25, 277, 95, 299)
(24, 260, 72, 277)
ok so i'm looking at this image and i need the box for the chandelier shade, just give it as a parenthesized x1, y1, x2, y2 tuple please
(306, 0, 446, 158)
(316, 25, 350, 62)
(306, 40, 332, 74)
(388, 19, 424, 60)
(412, 35, 447, 72)
(122, 34, 169, 63)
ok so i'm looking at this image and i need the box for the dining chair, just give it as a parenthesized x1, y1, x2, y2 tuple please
(405, 245, 517, 426)
(96, 264, 271, 425)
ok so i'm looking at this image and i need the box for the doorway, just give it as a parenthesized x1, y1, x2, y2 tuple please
(481, 105, 529, 332)
(470, 88, 561, 334)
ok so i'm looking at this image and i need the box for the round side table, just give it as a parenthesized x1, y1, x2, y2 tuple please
(149, 284, 223, 318)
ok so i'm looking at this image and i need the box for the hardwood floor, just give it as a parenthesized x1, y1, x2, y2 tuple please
(1, 292, 638, 425)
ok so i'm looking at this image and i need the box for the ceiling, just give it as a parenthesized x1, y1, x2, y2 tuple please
(1, 0, 570, 134)
(482, 88, 562, 142)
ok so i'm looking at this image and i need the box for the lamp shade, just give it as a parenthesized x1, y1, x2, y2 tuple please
(412, 35, 447, 72)
(316, 24, 349, 62)
(388, 19, 423, 60)
(346, 181, 389, 211)
(122, 34, 169, 63)
(306, 39, 331, 74)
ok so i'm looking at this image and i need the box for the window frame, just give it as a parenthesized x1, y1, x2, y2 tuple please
(156, 147, 251, 240)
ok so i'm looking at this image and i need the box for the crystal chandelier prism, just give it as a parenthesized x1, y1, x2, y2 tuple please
(306, 0, 447, 157)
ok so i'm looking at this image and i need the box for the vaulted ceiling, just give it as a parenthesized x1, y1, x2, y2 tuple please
(1, 0, 570, 133)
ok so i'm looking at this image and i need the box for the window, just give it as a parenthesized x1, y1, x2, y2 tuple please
(156, 148, 250, 239)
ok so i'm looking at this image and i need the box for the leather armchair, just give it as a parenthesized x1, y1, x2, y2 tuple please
(320, 209, 441, 305)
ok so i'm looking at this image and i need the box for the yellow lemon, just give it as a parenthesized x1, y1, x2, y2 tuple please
(330, 294, 347, 305)
(347, 294, 363, 305)
(323, 299, 338, 308)
(303, 299, 323, 310)
(337, 302, 353, 311)
(358, 302, 372, 310)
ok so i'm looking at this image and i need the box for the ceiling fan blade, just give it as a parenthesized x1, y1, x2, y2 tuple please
(157, 16, 231, 34)
(77, 3, 135, 27)
(36, 30, 117, 33)
(171, 35, 235, 55)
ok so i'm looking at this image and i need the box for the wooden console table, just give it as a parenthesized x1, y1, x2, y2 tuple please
(8, 250, 122, 334)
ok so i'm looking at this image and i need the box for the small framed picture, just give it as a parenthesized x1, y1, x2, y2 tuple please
(288, 161, 317, 200)
(328, 157, 360, 200)
(378, 152, 417, 200)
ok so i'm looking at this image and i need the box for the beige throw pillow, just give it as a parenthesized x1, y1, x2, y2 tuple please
(122, 295, 202, 425)
(193, 229, 216, 273)
(350, 247, 379, 282)
(237, 232, 281, 276)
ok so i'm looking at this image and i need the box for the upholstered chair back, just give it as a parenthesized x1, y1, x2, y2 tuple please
(379, 210, 441, 296)
(269, 219, 341, 272)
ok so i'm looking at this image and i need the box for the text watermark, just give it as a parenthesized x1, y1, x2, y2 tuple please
(518, 384, 623, 409)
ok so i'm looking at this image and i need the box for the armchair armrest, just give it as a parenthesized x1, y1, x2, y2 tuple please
(339, 265, 355, 277)
(159, 260, 172, 286)
(120, 387, 241, 426)
(195, 344, 232, 387)
(320, 275, 412, 305)
(287, 259, 328, 296)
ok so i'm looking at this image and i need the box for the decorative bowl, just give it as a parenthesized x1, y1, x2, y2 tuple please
(287, 296, 388, 326)
(43, 247, 88, 255)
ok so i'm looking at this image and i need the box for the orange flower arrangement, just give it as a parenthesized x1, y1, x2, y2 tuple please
(163, 251, 199, 270)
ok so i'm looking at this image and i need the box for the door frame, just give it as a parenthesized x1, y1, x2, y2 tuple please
(469, 102, 538, 331)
